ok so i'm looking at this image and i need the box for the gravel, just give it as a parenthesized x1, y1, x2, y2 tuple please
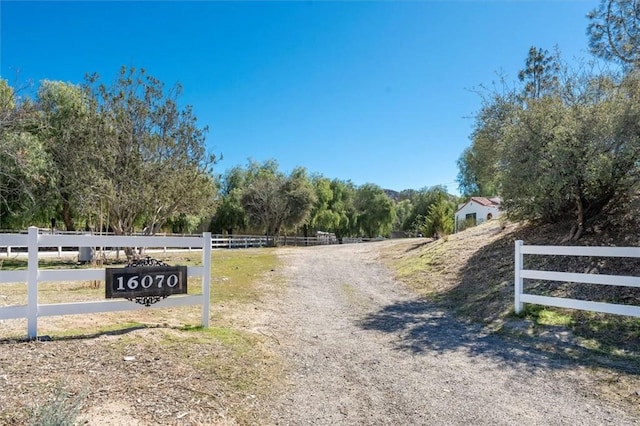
(258, 243, 638, 425)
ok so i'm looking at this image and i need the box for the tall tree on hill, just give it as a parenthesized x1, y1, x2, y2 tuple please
(501, 67, 640, 239)
(588, 0, 640, 68)
(457, 91, 519, 197)
(518, 46, 560, 99)
(458, 47, 560, 198)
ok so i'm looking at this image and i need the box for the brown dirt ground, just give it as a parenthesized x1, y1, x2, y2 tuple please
(0, 273, 282, 425)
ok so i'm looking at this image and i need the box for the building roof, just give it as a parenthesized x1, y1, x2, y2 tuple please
(471, 196, 501, 207)
(456, 196, 501, 213)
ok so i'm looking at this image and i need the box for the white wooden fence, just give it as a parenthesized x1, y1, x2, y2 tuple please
(1, 232, 342, 255)
(211, 234, 339, 248)
(0, 227, 212, 339)
(514, 240, 640, 317)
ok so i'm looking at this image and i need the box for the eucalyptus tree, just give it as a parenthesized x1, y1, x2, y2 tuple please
(83, 66, 217, 235)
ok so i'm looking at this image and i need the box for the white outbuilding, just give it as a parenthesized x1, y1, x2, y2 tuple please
(454, 197, 501, 233)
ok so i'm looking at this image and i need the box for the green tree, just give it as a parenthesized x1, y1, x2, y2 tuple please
(402, 185, 451, 231)
(84, 66, 217, 236)
(0, 79, 50, 229)
(210, 166, 247, 234)
(457, 91, 519, 197)
(458, 47, 562, 199)
(588, 0, 640, 67)
(354, 183, 395, 238)
(393, 199, 413, 232)
(421, 196, 455, 237)
(328, 179, 358, 241)
(37, 80, 94, 231)
(500, 68, 640, 239)
(306, 175, 340, 237)
(518, 46, 560, 99)
(241, 161, 316, 245)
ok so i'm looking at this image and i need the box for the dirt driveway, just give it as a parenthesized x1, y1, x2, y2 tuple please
(256, 242, 638, 425)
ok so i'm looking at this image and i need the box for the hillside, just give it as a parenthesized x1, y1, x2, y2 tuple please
(379, 218, 640, 364)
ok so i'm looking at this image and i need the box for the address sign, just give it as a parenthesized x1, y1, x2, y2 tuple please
(105, 265, 188, 300)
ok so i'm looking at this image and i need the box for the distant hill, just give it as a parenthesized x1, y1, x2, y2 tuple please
(383, 189, 400, 202)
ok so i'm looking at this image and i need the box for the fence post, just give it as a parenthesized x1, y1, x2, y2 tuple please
(27, 226, 39, 339)
(514, 240, 524, 314)
(201, 232, 211, 328)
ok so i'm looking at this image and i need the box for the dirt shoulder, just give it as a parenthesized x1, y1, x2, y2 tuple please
(256, 242, 639, 425)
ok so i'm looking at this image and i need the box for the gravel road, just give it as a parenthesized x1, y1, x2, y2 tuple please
(257, 242, 638, 425)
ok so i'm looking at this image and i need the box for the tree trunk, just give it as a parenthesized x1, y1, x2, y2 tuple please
(571, 198, 585, 241)
(61, 198, 75, 231)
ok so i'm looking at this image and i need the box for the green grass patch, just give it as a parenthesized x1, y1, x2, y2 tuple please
(212, 249, 279, 303)
(178, 325, 256, 354)
(522, 305, 574, 327)
(0, 258, 28, 270)
(341, 283, 356, 297)
(395, 243, 445, 278)
(0, 257, 99, 271)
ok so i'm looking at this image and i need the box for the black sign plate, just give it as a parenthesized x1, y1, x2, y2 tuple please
(105, 265, 188, 299)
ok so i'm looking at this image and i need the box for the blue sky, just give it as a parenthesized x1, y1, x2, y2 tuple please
(1, 1, 598, 193)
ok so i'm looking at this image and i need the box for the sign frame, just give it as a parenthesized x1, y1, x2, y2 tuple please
(105, 265, 188, 300)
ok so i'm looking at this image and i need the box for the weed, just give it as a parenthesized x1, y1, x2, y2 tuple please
(28, 382, 86, 426)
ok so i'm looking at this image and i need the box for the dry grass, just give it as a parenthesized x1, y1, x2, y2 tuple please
(0, 249, 285, 425)
(380, 220, 640, 353)
(378, 219, 640, 416)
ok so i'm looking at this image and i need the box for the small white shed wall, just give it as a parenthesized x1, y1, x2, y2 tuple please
(455, 201, 501, 232)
